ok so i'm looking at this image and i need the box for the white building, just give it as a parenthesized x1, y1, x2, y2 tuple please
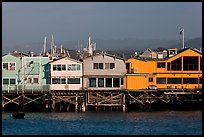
(49, 57, 83, 90)
(82, 52, 126, 90)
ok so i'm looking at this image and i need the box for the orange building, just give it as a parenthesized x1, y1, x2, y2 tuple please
(126, 47, 202, 90)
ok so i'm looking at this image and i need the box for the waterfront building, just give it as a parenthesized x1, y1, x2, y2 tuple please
(20, 56, 50, 91)
(126, 47, 202, 90)
(82, 52, 126, 90)
(2, 52, 50, 92)
(49, 57, 83, 90)
(2, 54, 22, 91)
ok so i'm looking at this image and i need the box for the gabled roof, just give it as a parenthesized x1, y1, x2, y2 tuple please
(131, 47, 201, 62)
(10, 52, 29, 57)
(49, 56, 82, 64)
(167, 47, 202, 60)
(81, 52, 126, 61)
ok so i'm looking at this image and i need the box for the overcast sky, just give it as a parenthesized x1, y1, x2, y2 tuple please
(2, 2, 202, 51)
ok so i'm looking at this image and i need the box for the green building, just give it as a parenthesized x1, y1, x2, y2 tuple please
(2, 53, 50, 92)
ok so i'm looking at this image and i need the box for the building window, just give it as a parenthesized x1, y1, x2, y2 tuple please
(3, 78, 16, 85)
(53, 65, 57, 71)
(2, 62, 16, 70)
(110, 63, 115, 69)
(156, 78, 166, 84)
(105, 63, 115, 69)
(52, 78, 60, 84)
(149, 77, 153, 82)
(62, 65, 66, 71)
(57, 65, 61, 71)
(76, 65, 80, 70)
(113, 78, 120, 87)
(93, 63, 103, 69)
(3, 63, 8, 70)
(121, 78, 124, 85)
(3, 79, 9, 84)
(199, 77, 202, 84)
(89, 78, 96, 87)
(106, 78, 112, 87)
(157, 62, 165, 68)
(9, 62, 16, 70)
(98, 78, 104, 87)
(183, 78, 198, 84)
(61, 78, 66, 84)
(200, 57, 202, 71)
(183, 56, 198, 71)
(67, 64, 80, 71)
(171, 57, 182, 71)
(167, 62, 170, 71)
(167, 78, 182, 84)
(68, 78, 80, 84)
(10, 79, 16, 84)
(33, 78, 39, 84)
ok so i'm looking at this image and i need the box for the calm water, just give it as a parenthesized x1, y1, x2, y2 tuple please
(2, 110, 202, 135)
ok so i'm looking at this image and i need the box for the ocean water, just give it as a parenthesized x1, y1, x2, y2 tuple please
(2, 110, 202, 135)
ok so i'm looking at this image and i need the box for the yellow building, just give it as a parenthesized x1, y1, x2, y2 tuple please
(126, 47, 202, 90)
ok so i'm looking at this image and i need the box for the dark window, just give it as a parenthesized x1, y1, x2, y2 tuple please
(98, 78, 104, 87)
(167, 62, 170, 71)
(199, 77, 202, 84)
(61, 78, 66, 84)
(183, 56, 198, 71)
(93, 63, 103, 69)
(57, 65, 61, 71)
(156, 78, 166, 84)
(10, 79, 16, 84)
(93, 63, 98, 69)
(110, 63, 115, 69)
(121, 78, 124, 85)
(149, 77, 153, 82)
(68, 78, 80, 84)
(33, 78, 39, 84)
(126, 63, 131, 73)
(183, 78, 198, 84)
(200, 57, 202, 71)
(106, 78, 112, 87)
(3, 63, 8, 70)
(113, 78, 120, 87)
(167, 78, 182, 84)
(62, 65, 66, 70)
(99, 63, 103, 69)
(89, 78, 96, 87)
(53, 65, 57, 71)
(157, 62, 165, 68)
(3, 79, 9, 84)
(171, 57, 181, 71)
(52, 78, 60, 84)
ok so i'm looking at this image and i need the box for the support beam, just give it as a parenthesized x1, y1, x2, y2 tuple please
(75, 93, 78, 112)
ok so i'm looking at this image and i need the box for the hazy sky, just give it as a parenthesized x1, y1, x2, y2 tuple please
(2, 2, 202, 50)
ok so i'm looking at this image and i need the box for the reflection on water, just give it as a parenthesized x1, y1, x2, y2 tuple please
(2, 110, 202, 135)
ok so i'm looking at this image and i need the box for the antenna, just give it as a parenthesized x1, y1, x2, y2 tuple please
(51, 34, 54, 54)
(43, 37, 47, 56)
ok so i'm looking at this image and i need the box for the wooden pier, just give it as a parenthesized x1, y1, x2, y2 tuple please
(2, 89, 202, 112)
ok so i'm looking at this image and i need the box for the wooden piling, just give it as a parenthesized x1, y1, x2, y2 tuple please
(75, 93, 78, 112)
(122, 93, 126, 112)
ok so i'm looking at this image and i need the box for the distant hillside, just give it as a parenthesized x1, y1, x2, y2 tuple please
(2, 37, 202, 56)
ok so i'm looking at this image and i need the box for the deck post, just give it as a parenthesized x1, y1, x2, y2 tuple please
(122, 93, 126, 112)
(75, 93, 78, 112)
(52, 94, 55, 112)
(21, 94, 25, 111)
(82, 93, 86, 112)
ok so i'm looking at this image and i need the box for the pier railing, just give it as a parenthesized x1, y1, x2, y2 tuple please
(2, 84, 50, 93)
